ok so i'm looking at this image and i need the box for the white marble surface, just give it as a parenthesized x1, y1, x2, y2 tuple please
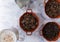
(0, 0, 60, 42)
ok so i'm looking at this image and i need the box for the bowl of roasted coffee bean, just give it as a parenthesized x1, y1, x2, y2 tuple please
(42, 22, 60, 41)
(19, 9, 39, 35)
(44, 0, 60, 18)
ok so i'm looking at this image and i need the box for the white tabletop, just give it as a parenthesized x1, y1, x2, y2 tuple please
(0, 0, 60, 42)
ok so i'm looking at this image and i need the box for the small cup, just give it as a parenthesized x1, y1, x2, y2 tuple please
(39, 21, 60, 41)
(44, 0, 60, 18)
(19, 9, 39, 35)
(0, 27, 25, 42)
(15, 0, 29, 8)
(0, 28, 19, 42)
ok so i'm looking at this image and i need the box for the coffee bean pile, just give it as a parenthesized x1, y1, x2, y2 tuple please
(20, 12, 39, 31)
(42, 22, 59, 41)
(45, 0, 60, 18)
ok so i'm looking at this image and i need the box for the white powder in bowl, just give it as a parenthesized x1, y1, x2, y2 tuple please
(0, 30, 17, 42)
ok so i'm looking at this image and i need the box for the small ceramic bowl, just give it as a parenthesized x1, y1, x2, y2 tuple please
(44, 0, 60, 18)
(40, 21, 60, 41)
(19, 9, 39, 35)
(0, 28, 19, 42)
